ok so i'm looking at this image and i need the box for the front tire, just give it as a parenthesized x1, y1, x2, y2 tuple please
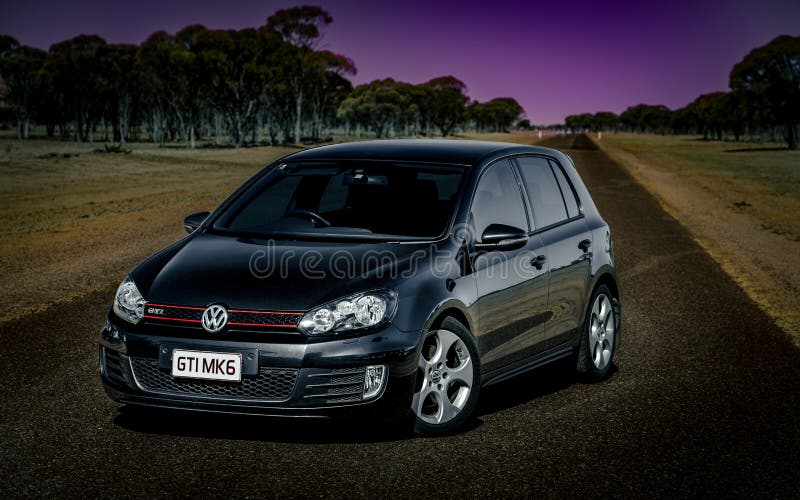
(576, 284, 617, 381)
(413, 317, 481, 436)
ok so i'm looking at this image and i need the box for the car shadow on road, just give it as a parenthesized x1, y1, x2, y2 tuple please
(477, 357, 592, 417)
(113, 405, 421, 444)
(113, 359, 616, 444)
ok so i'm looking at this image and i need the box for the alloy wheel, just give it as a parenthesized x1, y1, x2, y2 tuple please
(412, 329, 474, 425)
(589, 293, 615, 370)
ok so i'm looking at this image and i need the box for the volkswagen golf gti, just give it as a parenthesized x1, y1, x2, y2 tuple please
(100, 139, 621, 435)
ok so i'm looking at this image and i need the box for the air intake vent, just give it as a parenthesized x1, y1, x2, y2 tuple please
(130, 357, 298, 401)
(302, 367, 366, 404)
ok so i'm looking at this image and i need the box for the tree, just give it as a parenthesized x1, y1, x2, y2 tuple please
(620, 104, 672, 133)
(45, 35, 108, 142)
(137, 27, 206, 147)
(686, 92, 725, 140)
(104, 44, 138, 143)
(564, 113, 595, 132)
(407, 83, 435, 136)
(730, 35, 800, 149)
(470, 98, 525, 133)
(337, 78, 405, 138)
(197, 28, 268, 147)
(0, 35, 18, 56)
(135, 31, 172, 144)
(425, 76, 468, 136)
(267, 6, 333, 144)
(306, 50, 355, 141)
(593, 112, 619, 131)
(0, 43, 45, 138)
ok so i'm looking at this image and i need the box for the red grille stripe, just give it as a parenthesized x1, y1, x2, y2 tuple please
(147, 303, 303, 315)
(228, 309, 304, 315)
(143, 315, 201, 323)
(146, 303, 206, 311)
(227, 321, 297, 328)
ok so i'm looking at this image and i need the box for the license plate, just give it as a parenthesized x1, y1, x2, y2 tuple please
(171, 349, 242, 382)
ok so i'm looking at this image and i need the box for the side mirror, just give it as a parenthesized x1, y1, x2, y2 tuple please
(183, 211, 210, 233)
(474, 224, 529, 251)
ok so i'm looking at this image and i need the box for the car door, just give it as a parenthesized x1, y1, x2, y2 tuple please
(514, 156, 592, 351)
(469, 159, 550, 373)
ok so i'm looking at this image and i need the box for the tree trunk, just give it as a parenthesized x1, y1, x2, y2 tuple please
(118, 94, 131, 144)
(74, 110, 82, 143)
(235, 112, 244, 148)
(214, 112, 223, 146)
(252, 114, 259, 144)
(18, 117, 30, 139)
(268, 126, 278, 146)
(787, 121, 798, 150)
(294, 90, 303, 145)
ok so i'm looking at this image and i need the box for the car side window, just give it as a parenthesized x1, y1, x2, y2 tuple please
(516, 156, 568, 229)
(549, 160, 580, 218)
(470, 160, 528, 239)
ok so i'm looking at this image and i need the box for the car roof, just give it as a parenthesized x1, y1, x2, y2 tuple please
(284, 139, 563, 166)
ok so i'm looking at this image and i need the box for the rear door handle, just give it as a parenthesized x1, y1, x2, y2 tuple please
(530, 255, 547, 270)
(578, 239, 591, 252)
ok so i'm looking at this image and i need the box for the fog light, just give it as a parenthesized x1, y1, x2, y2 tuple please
(101, 321, 124, 343)
(363, 365, 387, 399)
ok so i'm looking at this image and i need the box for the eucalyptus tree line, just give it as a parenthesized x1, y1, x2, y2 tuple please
(336, 76, 526, 138)
(563, 35, 800, 149)
(0, 5, 529, 145)
(0, 6, 356, 146)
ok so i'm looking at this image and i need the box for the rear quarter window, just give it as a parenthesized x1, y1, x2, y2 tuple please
(515, 156, 568, 229)
(549, 160, 580, 218)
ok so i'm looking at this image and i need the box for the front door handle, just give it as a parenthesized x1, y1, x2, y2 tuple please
(578, 239, 592, 252)
(530, 255, 547, 270)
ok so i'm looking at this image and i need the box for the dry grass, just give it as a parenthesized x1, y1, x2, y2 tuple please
(0, 133, 536, 324)
(458, 131, 549, 144)
(594, 133, 800, 343)
(0, 140, 298, 323)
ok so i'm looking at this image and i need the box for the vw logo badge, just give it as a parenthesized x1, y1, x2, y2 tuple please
(201, 304, 228, 333)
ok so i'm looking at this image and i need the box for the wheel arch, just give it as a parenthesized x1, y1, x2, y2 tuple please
(422, 299, 476, 336)
(593, 270, 619, 301)
(588, 266, 622, 347)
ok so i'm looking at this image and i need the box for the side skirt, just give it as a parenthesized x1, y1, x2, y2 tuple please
(480, 343, 575, 387)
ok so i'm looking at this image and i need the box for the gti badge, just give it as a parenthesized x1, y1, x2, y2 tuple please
(201, 304, 228, 333)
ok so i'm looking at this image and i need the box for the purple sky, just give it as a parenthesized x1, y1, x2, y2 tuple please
(2, 0, 798, 124)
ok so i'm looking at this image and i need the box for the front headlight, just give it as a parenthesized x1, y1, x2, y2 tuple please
(112, 275, 145, 324)
(298, 289, 398, 335)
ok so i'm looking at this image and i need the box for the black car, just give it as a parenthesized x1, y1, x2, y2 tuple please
(100, 139, 620, 434)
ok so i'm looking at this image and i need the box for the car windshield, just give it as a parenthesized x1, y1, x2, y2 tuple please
(214, 162, 465, 240)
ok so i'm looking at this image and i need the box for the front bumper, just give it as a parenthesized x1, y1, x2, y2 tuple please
(100, 314, 421, 418)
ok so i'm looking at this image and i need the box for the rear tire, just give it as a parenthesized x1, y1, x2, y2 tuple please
(413, 317, 481, 436)
(576, 284, 617, 381)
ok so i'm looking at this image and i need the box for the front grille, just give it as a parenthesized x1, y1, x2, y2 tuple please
(103, 348, 128, 386)
(228, 310, 303, 328)
(130, 357, 298, 401)
(303, 367, 366, 404)
(143, 303, 302, 330)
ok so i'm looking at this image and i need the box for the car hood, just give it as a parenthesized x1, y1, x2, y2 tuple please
(134, 233, 432, 312)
